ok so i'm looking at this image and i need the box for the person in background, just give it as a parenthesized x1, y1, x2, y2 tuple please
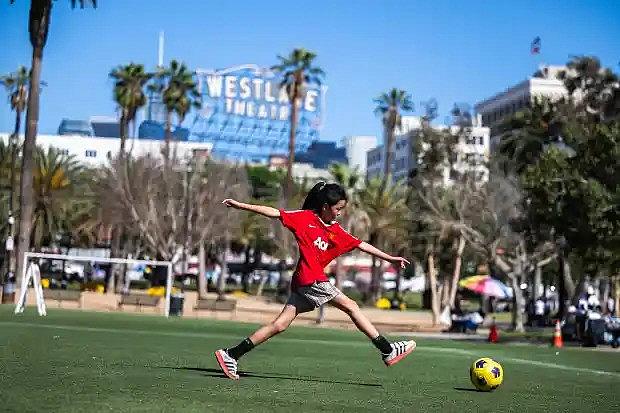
(607, 296, 616, 316)
(534, 298, 545, 327)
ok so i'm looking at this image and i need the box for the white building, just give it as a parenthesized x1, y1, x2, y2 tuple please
(341, 135, 377, 175)
(366, 116, 490, 186)
(267, 155, 331, 183)
(366, 135, 413, 183)
(0, 133, 213, 166)
(291, 163, 331, 183)
(475, 65, 569, 133)
(366, 116, 422, 183)
(445, 124, 490, 183)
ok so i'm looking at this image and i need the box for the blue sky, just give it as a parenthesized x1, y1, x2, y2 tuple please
(1, 0, 619, 144)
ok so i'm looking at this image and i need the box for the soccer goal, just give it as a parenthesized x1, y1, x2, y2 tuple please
(14, 252, 174, 317)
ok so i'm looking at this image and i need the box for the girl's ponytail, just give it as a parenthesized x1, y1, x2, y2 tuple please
(301, 181, 326, 212)
(301, 181, 347, 213)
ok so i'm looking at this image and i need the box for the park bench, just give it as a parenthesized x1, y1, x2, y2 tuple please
(118, 294, 160, 312)
(43, 289, 82, 308)
(193, 298, 237, 318)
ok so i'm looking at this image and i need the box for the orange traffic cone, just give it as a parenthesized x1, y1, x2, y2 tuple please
(488, 318, 499, 343)
(553, 320, 563, 348)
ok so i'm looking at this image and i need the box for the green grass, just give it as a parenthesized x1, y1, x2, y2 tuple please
(0, 305, 619, 412)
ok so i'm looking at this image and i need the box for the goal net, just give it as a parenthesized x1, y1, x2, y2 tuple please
(14, 252, 174, 317)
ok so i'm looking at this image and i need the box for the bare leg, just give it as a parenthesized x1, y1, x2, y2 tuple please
(249, 304, 299, 346)
(330, 293, 380, 339)
(216, 304, 305, 380)
(316, 305, 326, 324)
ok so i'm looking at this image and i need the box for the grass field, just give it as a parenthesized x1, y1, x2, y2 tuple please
(1, 305, 619, 412)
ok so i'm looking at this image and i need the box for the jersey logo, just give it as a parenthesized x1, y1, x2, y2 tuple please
(313, 236, 329, 251)
(308, 224, 317, 228)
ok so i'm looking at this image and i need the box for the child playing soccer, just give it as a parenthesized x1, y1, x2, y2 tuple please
(215, 182, 416, 380)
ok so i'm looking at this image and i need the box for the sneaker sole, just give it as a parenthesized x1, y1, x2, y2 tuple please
(385, 341, 416, 367)
(214, 350, 240, 380)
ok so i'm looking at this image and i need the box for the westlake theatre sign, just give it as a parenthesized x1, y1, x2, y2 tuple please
(190, 64, 325, 159)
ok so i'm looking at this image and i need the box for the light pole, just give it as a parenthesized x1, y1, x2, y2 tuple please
(182, 164, 193, 279)
(3, 132, 19, 302)
(3, 214, 15, 302)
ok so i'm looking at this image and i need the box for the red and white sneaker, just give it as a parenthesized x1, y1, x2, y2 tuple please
(215, 349, 240, 380)
(382, 340, 416, 366)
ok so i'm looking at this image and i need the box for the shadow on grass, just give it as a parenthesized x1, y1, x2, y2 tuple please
(158, 366, 382, 387)
(453, 387, 480, 392)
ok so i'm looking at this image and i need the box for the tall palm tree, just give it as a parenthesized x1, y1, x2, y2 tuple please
(328, 163, 368, 288)
(10, 0, 97, 283)
(1, 65, 29, 279)
(358, 178, 409, 303)
(109, 63, 152, 155)
(374, 88, 413, 189)
(150, 60, 201, 163)
(271, 49, 325, 203)
(31, 146, 92, 250)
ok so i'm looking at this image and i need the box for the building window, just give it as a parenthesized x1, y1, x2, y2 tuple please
(59, 149, 69, 155)
(85, 150, 97, 158)
(479, 136, 484, 145)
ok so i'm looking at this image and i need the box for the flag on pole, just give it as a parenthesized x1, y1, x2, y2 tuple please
(531, 36, 541, 55)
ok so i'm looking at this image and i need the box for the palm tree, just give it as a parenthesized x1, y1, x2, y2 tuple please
(150, 60, 201, 163)
(1, 65, 29, 279)
(10, 0, 97, 284)
(328, 163, 368, 288)
(31, 146, 92, 250)
(374, 88, 413, 189)
(271, 49, 325, 203)
(109, 63, 152, 155)
(358, 178, 409, 303)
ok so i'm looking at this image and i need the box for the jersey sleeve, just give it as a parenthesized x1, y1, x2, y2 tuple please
(278, 209, 308, 232)
(336, 225, 362, 254)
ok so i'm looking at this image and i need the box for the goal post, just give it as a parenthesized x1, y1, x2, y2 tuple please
(14, 252, 174, 317)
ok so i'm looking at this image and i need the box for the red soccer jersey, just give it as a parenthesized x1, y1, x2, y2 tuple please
(279, 209, 362, 289)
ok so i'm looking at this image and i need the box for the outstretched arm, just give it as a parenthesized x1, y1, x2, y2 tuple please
(222, 199, 280, 218)
(357, 242, 410, 269)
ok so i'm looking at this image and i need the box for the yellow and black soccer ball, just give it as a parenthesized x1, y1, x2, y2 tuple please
(469, 357, 503, 391)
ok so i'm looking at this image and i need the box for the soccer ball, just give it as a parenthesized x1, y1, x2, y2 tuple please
(469, 357, 503, 391)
